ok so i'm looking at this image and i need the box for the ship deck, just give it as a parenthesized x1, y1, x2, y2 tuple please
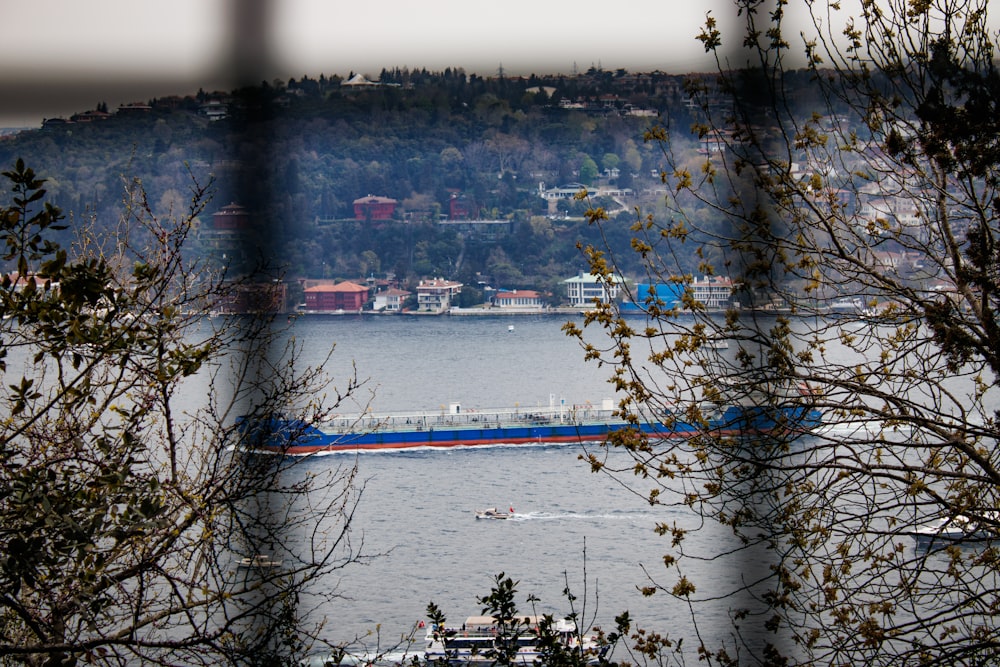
(318, 404, 636, 436)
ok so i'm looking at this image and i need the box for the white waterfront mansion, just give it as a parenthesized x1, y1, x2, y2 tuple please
(563, 271, 627, 308)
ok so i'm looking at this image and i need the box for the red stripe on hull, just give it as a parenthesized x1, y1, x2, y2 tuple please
(260, 429, 757, 455)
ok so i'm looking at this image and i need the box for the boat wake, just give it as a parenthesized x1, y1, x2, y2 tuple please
(813, 420, 917, 438)
(505, 510, 654, 523)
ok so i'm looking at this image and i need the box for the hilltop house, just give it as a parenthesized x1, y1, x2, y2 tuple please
(698, 129, 732, 155)
(353, 195, 398, 221)
(539, 182, 588, 201)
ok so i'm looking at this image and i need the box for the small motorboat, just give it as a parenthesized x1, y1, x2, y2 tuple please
(705, 335, 730, 349)
(237, 554, 284, 569)
(913, 513, 998, 550)
(475, 507, 513, 520)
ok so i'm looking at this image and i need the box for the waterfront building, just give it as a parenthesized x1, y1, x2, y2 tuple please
(690, 276, 734, 309)
(563, 271, 625, 308)
(217, 282, 287, 314)
(373, 287, 411, 313)
(620, 283, 684, 313)
(416, 278, 463, 313)
(304, 281, 369, 312)
(492, 289, 545, 310)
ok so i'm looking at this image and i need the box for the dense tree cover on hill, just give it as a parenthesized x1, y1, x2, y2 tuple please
(0, 68, 743, 295)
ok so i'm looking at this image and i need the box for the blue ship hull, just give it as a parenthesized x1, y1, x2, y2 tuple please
(243, 404, 822, 454)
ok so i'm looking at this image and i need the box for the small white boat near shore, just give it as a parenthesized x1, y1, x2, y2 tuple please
(913, 513, 998, 550)
(425, 615, 606, 665)
(237, 554, 283, 569)
(475, 507, 513, 520)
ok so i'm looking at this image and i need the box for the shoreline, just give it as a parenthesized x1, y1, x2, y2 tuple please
(285, 306, 807, 318)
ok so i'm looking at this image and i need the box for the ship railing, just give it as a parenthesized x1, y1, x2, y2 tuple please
(317, 401, 817, 435)
(320, 405, 625, 434)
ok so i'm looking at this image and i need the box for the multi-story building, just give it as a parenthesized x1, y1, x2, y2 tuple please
(689, 276, 734, 309)
(563, 272, 624, 308)
(212, 202, 250, 229)
(217, 282, 288, 314)
(373, 287, 411, 312)
(353, 195, 398, 221)
(304, 281, 369, 312)
(416, 278, 462, 313)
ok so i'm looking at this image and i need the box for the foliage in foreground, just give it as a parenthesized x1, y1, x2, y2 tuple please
(568, 1, 1000, 665)
(424, 573, 629, 667)
(0, 160, 364, 665)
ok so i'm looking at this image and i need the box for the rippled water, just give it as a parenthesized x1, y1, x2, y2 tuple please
(281, 315, 748, 650)
(291, 314, 617, 413)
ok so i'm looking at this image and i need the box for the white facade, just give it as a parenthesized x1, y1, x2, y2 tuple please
(416, 278, 463, 312)
(373, 288, 410, 312)
(539, 182, 588, 200)
(689, 276, 733, 309)
(493, 289, 544, 309)
(563, 272, 624, 308)
(858, 195, 927, 235)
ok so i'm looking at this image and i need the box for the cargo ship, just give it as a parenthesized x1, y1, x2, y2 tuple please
(241, 396, 822, 455)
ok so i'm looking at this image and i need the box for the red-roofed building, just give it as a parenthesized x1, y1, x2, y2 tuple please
(304, 281, 369, 312)
(353, 195, 398, 220)
(3, 272, 56, 292)
(217, 281, 288, 314)
(690, 276, 734, 309)
(493, 289, 544, 310)
(448, 192, 475, 220)
(212, 203, 250, 230)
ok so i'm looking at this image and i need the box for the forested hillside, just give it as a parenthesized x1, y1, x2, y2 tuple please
(0, 67, 808, 298)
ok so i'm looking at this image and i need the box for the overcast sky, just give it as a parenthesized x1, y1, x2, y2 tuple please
(0, 0, 849, 128)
